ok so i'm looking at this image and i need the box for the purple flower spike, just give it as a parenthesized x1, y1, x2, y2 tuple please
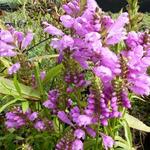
(8, 63, 20, 75)
(5, 110, 25, 129)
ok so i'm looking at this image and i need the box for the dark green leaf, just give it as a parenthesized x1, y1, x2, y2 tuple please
(43, 64, 63, 85)
(0, 98, 23, 113)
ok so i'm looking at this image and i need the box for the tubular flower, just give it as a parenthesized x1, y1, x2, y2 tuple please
(8, 63, 20, 75)
(122, 45, 150, 95)
(101, 133, 114, 150)
(43, 89, 59, 112)
(5, 107, 51, 131)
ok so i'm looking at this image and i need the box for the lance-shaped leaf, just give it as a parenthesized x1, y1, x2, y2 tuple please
(125, 113, 150, 132)
(0, 57, 11, 68)
(0, 98, 23, 113)
(0, 77, 40, 100)
(42, 64, 63, 85)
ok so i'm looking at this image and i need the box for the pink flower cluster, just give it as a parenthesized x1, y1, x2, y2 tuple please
(44, 0, 150, 97)
(42, 0, 150, 149)
(0, 26, 33, 74)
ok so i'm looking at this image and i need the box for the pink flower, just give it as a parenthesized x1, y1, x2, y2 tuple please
(74, 129, 85, 139)
(102, 16, 114, 29)
(101, 133, 114, 150)
(0, 49, 16, 57)
(14, 31, 24, 43)
(51, 35, 74, 51)
(0, 30, 14, 43)
(8, 63, 20, 75)
(0, 41, 16, 57)
(60, 15, 74, 28)
(40, 71, 46, 80)
(57, 111, 73, 126)
(87, 0, 98, 10)
(106, 13, 129, 45)
(62, 0, 80, 16)
(43, 22, 64, 36)
(34, 121, 46, 131)
(72, 139, 83, 150)
(21, 32, 33, 49)
(85, 32, 101, 43)
(28, 112, 38, 121)
(86, 127, 96, 137)
(93, 66, 112, 82)
(77, 115, 92, 126)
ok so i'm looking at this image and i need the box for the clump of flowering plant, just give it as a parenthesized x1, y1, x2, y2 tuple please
(42, 0, 150, 149)
(1, 0, 150, 149)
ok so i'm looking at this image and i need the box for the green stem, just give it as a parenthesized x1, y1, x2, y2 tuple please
(95, 121, 100, 150)
(34, 63, 45, 101)
(122, 108, 127, 118)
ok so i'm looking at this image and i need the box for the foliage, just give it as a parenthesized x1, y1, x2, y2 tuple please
(1, 0, 150, 150)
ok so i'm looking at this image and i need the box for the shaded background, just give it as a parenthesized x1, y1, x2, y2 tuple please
(96, 0, 150, 12)
(0, 0, 150, 12)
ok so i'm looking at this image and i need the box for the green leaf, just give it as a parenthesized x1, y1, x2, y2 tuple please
(130, 95, 146, 102)
(125, 113, 150, 132)
(115, 136, 127, 144)
(43, 64, 63, 85)
(53, 117, 63, 133)
(34, 62, 45, 99)
(115, 135, 135, 150)
(84, 139, 96, 149)
(0, 77, 40, 100)
(0, 98, 23, 113)
(15, 136, 24, 141)
(115, 141, 131, 150)
(0, 58, 11, 68)
(22, 101, 29, 113)
(13, 75, 22, 96)
(122, 120, 133, 148)
(115, 148, 128, 150)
